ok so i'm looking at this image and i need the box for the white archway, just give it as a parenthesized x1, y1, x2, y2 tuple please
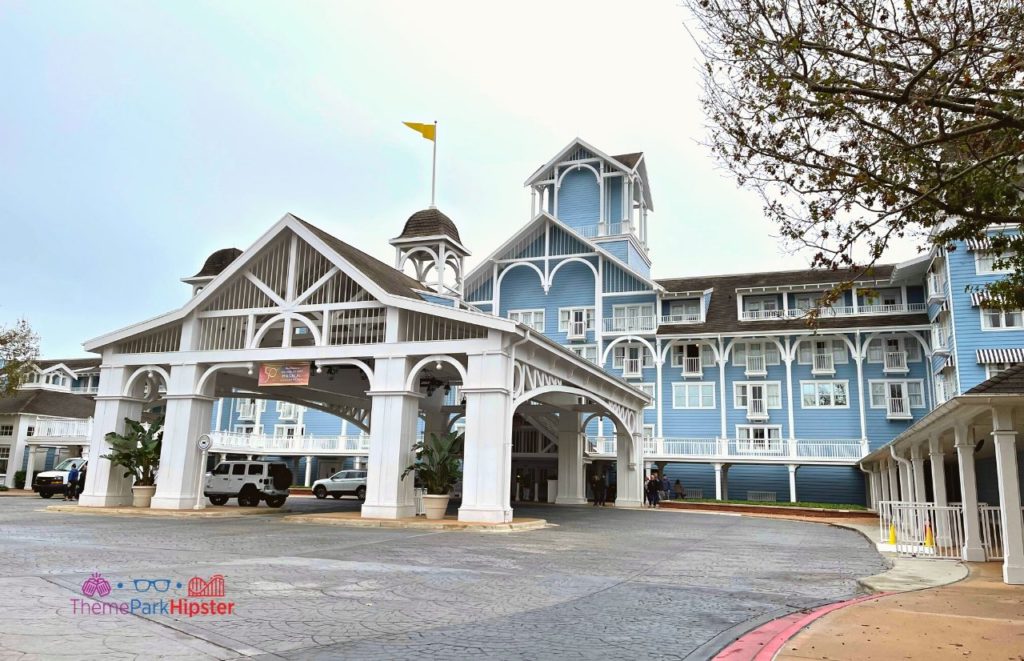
(601, 335, 657, 366)
(122, 365, 171, 399)
(546, 257, 598, 290)
(404, 354, 469, 392)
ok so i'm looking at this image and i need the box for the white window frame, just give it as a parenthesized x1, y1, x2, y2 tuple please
(671, 343, 714, 368)
(667, 299, 701, 322)
(276, 401, 300, 420)
(642, 424, 655, 441)
(672, 382, 716, 410)
(797, 339, 849, 365)
(508, 308, 545, 333)
(0, 425, 13, 437)
(732, 341, 780, 367)
(975, 250, 1015, 275)
(611, 303, 655, 320)
(235, 399, 264, 420)
(981, 308, 1024, 331)
(637, 383, 656, 409)
(735, 425, 783, 451)
(612, 344, 654, 369)
(558, 307, 596, 332)
(799, 380, 850, 409)
(568, 344, 598, 364)
(233, 423, 262, 434)
(868, 379, 926, 409)
(986, 362, 1021, 379)
(0, 446, 9, 476)
(273, 424, 304, 438)
(733, 382, 782, 409)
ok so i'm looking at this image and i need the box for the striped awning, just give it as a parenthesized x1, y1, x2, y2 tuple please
(977, 348, 1024, 364)
(970, 291, 991, 306)
(942, 353, 956, 369)
(965, 237, 991, 251)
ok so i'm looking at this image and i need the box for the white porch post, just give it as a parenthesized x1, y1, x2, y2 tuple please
(304, 456, 314, 487)
(152, 364, 214, 510)
(555, 411, 587, 505)
(788, 464, 798, 503)
(887, 461, 900, 501)
(714, 463, 729, 501)
(991, 406, 1024, 584)
(23, 446, 38, 492)
(79, 365, 144, 507)
(459, 351, 513, 523)
(954, 423, 986, 562)
(911, 444, 928, 503)
(879, 462, 891, 502)
(614, 426, 643, 508)
(928, 436, 948, 506)
(363, 357, 419, 519)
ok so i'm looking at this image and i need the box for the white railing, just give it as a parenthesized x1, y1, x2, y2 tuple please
(745, 354, 767, 376)
(661, 313, 702, 325)
(585, 436, 863, 462)
(70, 385, 99, 394)
(576, 220, 634, 238)
(980, 505, 1004, 561)
(209, 431, 370, 455)
(927, 276, 946, 301)
(567, 320, 588, 340)
(884, 351, 909, 373)
(34, 417, 92, 438)
(886, 396, 912, 419)
(622, 358, 642, 378)
(603, 316, 657, 333)
(740, 302, 927, 322)
(682, 356, 702, 376)
(812, 353, 835, 375)
(746, 398, 768, 420)
(878, 501, 966, 560)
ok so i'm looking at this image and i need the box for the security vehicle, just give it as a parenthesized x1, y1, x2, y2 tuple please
(33, 458, 88, 498)
(311, 469, 367, 500)
(203, 460, 292, 508)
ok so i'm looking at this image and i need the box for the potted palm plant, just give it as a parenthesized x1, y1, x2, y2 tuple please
(402, 431, 462, 520)
(101, 417, 163, 507)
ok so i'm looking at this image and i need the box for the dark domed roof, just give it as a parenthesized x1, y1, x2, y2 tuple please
(397, 208, 462, 243)
(193, 248, 243, 278)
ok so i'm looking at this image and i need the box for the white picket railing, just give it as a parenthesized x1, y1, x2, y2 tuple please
(746, 398, 768, 420)
(884, 351, 909, 373)
(886, 396, 912, 420)
(622, 357, 642, 378)
(745, 354, 767, 376)
(209, 431, 371, 455)
(576, 220, 634, 238)
(878, 501, 966, 560)
(812, 353, 835, 375)
(661, 313, 702, 325)
(740, 303, 926, 322)
(34, 417, 92, 438)
(604, 316, 657, 333)
(682, 356, 702, 376)
(567, 320, 588, 340)
(586, 437, 863, 462)
(980, 505, 1004, 561)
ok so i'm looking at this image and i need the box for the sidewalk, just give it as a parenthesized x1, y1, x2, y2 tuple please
(777, 562, 1024, 660)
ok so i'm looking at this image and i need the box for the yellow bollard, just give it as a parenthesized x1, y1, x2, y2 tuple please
(924, 522, 935, 548)
(888, 522, 897, 545)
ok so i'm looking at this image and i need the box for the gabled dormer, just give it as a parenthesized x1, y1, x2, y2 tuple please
(524, 138, 653, 277)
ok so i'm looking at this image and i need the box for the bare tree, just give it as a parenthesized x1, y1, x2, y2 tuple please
(0, 319, 40, 396)
(685, 0, 1024, 307)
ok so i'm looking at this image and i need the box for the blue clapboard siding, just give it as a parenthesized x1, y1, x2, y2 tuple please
(598, 239, 629, 264)
(557, 169, 600, 229)
(606, 175, 623, 221)
(626, 241, 650, 278)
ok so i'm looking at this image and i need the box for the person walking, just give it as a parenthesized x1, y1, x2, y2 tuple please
(646, 475, 660, 508)
(642, 473, 650, 507)
(76, 466, 87, 501)
(673, 479, 684, 500)
(65, 463, 80, 501)
(661, 474, 671, 501)
(594, 473, 607, 507)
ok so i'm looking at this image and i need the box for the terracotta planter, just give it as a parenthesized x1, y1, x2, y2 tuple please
(421, 494, 450, 520)
(132, 485, 156, 508)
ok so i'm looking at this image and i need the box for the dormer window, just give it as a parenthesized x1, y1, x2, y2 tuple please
(666, 300, 701, 323)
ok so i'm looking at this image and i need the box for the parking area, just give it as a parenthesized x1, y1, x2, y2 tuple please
(0, 497, 885, 659)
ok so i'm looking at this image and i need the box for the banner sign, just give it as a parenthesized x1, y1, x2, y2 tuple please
(257, 362, 310, 387)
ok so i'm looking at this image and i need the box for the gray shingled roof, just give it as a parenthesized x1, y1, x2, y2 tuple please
(657, 264, 929, 334)
(35, 358, 101, 372)
(0, 389, 96, 418)
(294, 216, 427, 300)
(611, 152, 643, 169)
(396, 208, 462, 243)
(193, 248, 243, 278)
(966, 363, 1024, 395)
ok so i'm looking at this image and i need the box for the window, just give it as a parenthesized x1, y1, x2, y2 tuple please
(800, 381, 849, 408)
(976, 250, 1016, 275)
(213, 463, 231, 475)
(981, 308, 1024, 330)
(986, 362, 1021, 378)
(231, 464, 246, 475)
(907, 381, 924, 408)
(742, 296, 781, 318)
(0, 446, 9, 476)
(276, 402, 300, 420)
(672, 382, 716, 409)
(509, 309, 545, 332)
(612, 345, 654, 369)
(274, 425, 302, 438)
(734, 382, 782, 408)
(637, 383, 656, 409)
(869, 380, 926, 408)
(247, 464, 263, 475)
(667, 299, 701, 322)
(732, 342, 780, 366)
(610, 303, 655, 331)
(671, 343, 714, 368)
(868, 337, 917, 362)
(235, 399, 263, 420)
(797, 339, 849, 365)
(736, 425, 782, 451)
(642, 424, 655, 441)
(568, 344, 598, 364)
(558, 307, 595, 332)
(0, 425, 12, 437)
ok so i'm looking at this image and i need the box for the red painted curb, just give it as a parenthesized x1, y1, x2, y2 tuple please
(713, 593, 887, 660)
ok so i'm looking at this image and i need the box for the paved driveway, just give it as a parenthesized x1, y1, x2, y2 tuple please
(0, 497, 884, 660)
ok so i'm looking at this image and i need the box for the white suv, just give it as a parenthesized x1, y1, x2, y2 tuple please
(312, 470, 367, 501)
(204, 460, 292, 508)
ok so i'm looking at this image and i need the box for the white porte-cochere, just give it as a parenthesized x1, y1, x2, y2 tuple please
(77, 213, 649, 523)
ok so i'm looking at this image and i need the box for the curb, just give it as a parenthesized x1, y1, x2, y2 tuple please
(44, 504, 289, 518)
(283, 513, 549, 532)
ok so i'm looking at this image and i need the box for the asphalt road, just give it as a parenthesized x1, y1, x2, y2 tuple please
(0, 495, 885, 660)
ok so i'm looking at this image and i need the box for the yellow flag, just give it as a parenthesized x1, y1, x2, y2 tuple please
(403, 121, 436, 142)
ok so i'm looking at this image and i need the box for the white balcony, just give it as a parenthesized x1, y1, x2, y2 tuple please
(811, 353, 835, 376)
(603, 316, 657, 333)
(585, 436, 864, 464)
(745, 354, 767, 377)
(209, 431, 370, 456)
(660, 313, 702, 325)
(739, 302, 926, 321)
(884, 351, 909, 374)
(740, 309, 786, 321)
(576, 220, 634, 239)
(932, 332, 951, 355)
(681, 356, 702, 377)
(622, 357, 642, 378)
(927, 275, 946, 302)
(746, 399, 769, 421)
(566, 320, 588, 340)
(886, 396, 913, 420)
(33, 417, 92, 439)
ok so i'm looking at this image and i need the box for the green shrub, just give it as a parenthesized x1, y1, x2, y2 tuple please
(14, 471, 25, 489)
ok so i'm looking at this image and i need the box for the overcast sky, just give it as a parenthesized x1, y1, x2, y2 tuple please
(1, 0, 920, 357)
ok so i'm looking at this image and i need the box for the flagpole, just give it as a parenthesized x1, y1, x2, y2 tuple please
(430, 121, 437, 208)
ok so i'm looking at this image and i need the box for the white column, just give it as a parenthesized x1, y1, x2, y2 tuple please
(304, 456, 314, 487)
(928, 436, 948, 506)
(911, 444, 928, 503)
(954, 423, 986, 562)
(363, 357, 419, 519)
(459, 351, 514, 523)
(152, 364, 214, 510)
(991, 406, 1024, 584)
(788, 464, 798, 503)
(80, 365, 144, 508)
(555, 411, 586, 505)
(784, 341, 795, 442)
(714, 463, 729, 500)
(23, 447, 38, 492)
(880, 463, 891, 501)
(614, 428, 643, 508)
(887, 461, 900, 502)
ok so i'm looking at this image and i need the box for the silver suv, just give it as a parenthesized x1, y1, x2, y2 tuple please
(312, 469, 367, 501)
(204, 460, 292, 508)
